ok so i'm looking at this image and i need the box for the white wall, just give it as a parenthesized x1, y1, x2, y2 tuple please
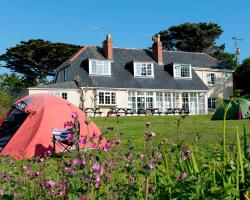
(28, 88, 80, 107)
(194, 69, 234, 99)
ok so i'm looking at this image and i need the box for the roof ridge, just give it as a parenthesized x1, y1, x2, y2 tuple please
(69, 46, 88, 62)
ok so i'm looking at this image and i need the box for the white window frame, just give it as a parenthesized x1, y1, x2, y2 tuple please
(206, 73, 215, 85)
(173, 63, 192, 79)
(89, 60, 111, 76)
(51, 91, 68, 100)
(63, 67, 68, 82)
(134, 62, 154, 78)
(208, 97, 216, 109)
(98, 91, 116, 105)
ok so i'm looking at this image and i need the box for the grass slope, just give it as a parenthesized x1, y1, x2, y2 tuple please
(93, 114, 250, 152)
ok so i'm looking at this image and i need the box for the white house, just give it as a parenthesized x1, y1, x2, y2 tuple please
(29, 35, 234, 115)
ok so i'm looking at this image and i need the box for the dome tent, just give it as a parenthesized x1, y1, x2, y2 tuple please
(0, 93, 105, 160)
(212, 97, 250, 120)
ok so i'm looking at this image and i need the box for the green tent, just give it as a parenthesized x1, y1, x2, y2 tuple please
(212, 97, 250, 120)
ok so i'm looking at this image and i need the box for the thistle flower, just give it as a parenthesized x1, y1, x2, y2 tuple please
(95, 175, 101, 188)
(81, 194, 86, 200)
(176, 172, 188, 181)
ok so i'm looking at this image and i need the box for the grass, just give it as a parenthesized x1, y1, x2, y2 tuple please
(93, 114, 250, 152)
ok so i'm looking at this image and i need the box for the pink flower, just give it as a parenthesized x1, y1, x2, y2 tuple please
(92, 130, 97, 137)
(72, 112, 77, 119)
(72, 159, 80, 165)
(181, 154, 187, 160)
(145, 131, 156, 137)
(80, 136, 87, 145)
(81, 194, 86, 200)
(108, 140, 115, 146)
(176, 172, 188, 181)
(92, 162, 101, 172)
(22, 165, 28, 170)
(47, 180, 56, 187)
(148, 162, 156, 169)
(82, 160, 87, 165)
(92, 142, 98, 149)
(103, 144, 110, 152)
(0, 189, 3, 196)
(35, 171, 41, 177)
(95, 175, 101, 188)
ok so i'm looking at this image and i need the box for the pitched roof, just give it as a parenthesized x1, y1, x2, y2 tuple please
(31, 81, 78, 89)
(55, 46, 214, 91)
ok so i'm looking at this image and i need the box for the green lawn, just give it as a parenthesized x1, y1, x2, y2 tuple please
(93, 114, 250, 152)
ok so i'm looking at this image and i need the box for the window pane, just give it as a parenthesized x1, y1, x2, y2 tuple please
(99, 92, 104, 104)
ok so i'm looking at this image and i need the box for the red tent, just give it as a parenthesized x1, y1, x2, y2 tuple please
(0, 93, 105, 160)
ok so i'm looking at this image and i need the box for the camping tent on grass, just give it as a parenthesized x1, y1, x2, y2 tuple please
(0, 93, 105, 160)
(212, 97, 250, 120)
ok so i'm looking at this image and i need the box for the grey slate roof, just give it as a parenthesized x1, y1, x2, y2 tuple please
(54, 46, 223, 91)
(32, 81, 78, 89)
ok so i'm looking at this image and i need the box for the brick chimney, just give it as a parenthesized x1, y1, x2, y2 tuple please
(103, 34, 113, 60)
(152, 34, 163, 64)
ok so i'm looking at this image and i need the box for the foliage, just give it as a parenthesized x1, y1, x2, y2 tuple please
(0, 114, 250, 199)
(0, 90, 11, 113)
(0, 39, 81, 86)
(156, 22, 237, 69)
(0, 73, 27, 97)
(234, 57, 250, 95)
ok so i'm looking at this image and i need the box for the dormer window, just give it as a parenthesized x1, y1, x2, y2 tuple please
(134, 62, 154, 77)
(89, 60, 111, 76)
(173, 64, 192, 79)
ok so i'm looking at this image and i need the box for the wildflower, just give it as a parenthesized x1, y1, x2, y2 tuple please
(92, 142, 98, 149)
(181, 154, 187, 161)
(22, 165, 28, 170)
(72, 111, 77, 118)
(92, 162, 101, 172)
(81, 194, 86, 200)
(0, 189, 3, 196)
(72, 159, 80, 165)
(140, 154, 144, 160)
(35, 171, 41, 177)
(176, 172, 188, 181)
(82, 160, 87, 165)
(108, 140, 115, 146)
(47, 180, 56, 187)
(103, 144, 110, 152)
(95, 175, 101, 188)
(92, 130, 97, 137)
(247, 147, 250, 154)
(146, 131, 156, 137)
(148, 162, 156, 169)
(80, 136, 87, 145)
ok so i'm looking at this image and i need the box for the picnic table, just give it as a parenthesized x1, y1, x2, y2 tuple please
(164, 108, 190, 115)
(84, 108, 102, 117)
(107, 108, 134, 116)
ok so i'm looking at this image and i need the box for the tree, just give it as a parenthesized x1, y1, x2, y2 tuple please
(156, 22, 237, 69)
(0, 73, 27, 97)
(0, 39, 81, 86)
(234, 57, 250, 95)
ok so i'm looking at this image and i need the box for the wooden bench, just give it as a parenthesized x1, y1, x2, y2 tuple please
(146, 108, 162, 115)
(84, 108, 102, 117)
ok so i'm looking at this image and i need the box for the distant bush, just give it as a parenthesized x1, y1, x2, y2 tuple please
(0, 90, 11, 110)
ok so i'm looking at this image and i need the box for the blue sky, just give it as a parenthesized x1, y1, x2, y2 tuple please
(1, 0, 250, 73)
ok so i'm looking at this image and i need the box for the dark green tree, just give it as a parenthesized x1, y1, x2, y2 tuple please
(0, 39, 81, 86)
(0, 73, 27, 97)
(234, 57, 250, 95)
(156, 22, 237, 68)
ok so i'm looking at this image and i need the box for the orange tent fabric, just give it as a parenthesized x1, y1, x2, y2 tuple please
(0, 93, 105, 160)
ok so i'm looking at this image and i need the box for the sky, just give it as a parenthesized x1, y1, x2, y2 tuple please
(1, 0, 250, 73)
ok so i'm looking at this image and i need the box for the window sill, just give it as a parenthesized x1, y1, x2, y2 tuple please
(98, 104, 117, 107)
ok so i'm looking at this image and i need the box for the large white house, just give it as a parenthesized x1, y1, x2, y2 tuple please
(29, 35, 234, 115)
